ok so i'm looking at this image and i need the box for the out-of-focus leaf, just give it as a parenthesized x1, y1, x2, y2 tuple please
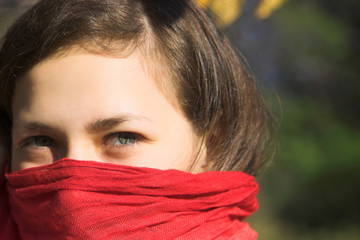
(196, 0, 245, 27)
(255, 0, 288, 19)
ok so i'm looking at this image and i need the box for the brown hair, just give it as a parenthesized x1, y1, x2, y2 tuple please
(0, 0, 273, 175)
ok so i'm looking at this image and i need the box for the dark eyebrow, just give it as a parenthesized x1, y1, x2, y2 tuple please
(16, 121, 54, 131)
(86, 114, 152, 133)
(13, 114, 151, 133)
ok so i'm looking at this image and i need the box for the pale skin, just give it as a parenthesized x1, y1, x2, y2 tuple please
(11, 49, 206, 172)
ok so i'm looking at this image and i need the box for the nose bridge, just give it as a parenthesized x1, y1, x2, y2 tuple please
(66, 139, 99, 162)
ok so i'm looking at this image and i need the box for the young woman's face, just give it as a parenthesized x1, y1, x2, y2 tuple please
(11, 50, 205, 172)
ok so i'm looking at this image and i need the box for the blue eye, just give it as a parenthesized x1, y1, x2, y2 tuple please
(22, 136, 54, 148)
(104, 132, 140, 147)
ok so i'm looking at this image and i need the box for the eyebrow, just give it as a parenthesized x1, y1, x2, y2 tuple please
(14, 114, 152, 133)
(16, 122, 54, 131)
(86, 114, 152, 133)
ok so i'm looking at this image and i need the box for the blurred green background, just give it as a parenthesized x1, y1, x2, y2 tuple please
(1, 0, 359, 239)
(224, 0, 360, 239)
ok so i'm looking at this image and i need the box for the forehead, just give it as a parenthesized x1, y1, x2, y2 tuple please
(11, 50, 183, 127)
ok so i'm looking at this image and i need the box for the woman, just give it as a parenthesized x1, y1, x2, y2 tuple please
(0, 0, 272, 239)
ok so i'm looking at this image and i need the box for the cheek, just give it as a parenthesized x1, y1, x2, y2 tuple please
(140, 131, 200, 171)
(11, 148, 54, 172)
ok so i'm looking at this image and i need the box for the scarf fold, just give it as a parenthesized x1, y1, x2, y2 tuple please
(1, 159, 258, 240)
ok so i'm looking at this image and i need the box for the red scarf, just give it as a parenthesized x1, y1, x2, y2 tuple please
(1, 159, 258, 239)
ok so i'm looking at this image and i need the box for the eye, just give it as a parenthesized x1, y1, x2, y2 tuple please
(21, 135, 55, 148)
(103, 132, 141, 147)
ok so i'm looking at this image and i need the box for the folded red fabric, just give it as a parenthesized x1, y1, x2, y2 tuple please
(0, 164, 20, 240)
(2, 159, 258, 239)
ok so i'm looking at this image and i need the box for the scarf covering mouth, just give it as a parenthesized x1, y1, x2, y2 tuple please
(1, 159, 258, 240)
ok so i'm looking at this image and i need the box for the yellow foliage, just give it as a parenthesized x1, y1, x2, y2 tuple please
(196, 0, 245, 27)
(255, 0, 288, 19)
(195, 0, 288, 26)
(210, 0, 245, 27)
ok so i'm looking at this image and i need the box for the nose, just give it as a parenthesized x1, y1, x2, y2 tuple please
(65, 141, 101, 162)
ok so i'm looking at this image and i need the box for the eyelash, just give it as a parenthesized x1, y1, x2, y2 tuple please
(102, 132, 142, 148)
(20, 135, 55, 150)
(20, 132, 142, 150)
